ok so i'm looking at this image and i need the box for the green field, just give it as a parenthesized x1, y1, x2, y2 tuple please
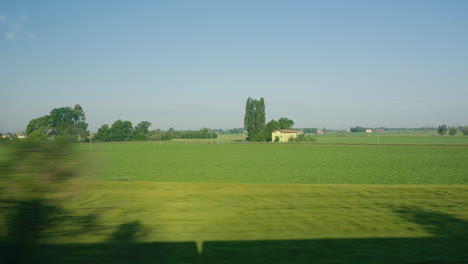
(315, 132, 468, 145)
(167, 132, 468, 145)
(83, 142, 468, 185)
(2, 138, 468, 263)
(48, 181, 467, 263)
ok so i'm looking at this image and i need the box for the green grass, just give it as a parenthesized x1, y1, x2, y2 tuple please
(171, 133, 246, 143)
(64, 181, 468, 243)
(173, 132, 468, 145)
(81, 142, 468, 185)
(2, 140, 468, 263)
(42, 181, 468, 263)
(315, 133, 468, 145)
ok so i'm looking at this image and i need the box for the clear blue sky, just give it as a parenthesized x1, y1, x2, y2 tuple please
(1, 0, 467, 133)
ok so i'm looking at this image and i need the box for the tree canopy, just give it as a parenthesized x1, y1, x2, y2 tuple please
(109, 120, 134, 142)
(437, 125, 448, 136)
(95, 124, 111, 142)
(244, 97, 266, 142)
(449, 127, 457, 136)
(133, 121, 152, 140)
(350, 126, 366, 133)
(26, 104, 88, 140)
(463, 126, 468, 136)
(265, 119, 281, 141)
(278, 117, 294, 129)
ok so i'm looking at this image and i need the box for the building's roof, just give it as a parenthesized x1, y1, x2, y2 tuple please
(274, 129, 298, 133)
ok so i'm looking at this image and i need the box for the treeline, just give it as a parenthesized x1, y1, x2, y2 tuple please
(171, 128, 218, 139)
(212, 128, 245, 134)
(436, 125, 468, 136)
(347, 125, 468, 135)
(94, 121, 219, 142)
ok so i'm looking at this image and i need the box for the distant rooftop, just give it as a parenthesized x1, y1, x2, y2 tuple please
(274, 129, 298, 133)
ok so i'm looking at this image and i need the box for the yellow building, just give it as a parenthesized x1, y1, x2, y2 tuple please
(272, 129, 298, 142)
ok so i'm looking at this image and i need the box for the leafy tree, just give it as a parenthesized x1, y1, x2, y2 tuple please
(170, 128, 218, 139)
(463, 126, 468, 136)
(200, 127, 210, 135)
(26, 104, 88, 140)
(109, 120, 134, 141)
(26, 116, 52, 138)
(289, 134, 317, 143)
(350, 126, 366, 132)
(147, 129, 173, 141)
(95, 124, 111, 142)
(244, 97, 266, 141)
(437, 124, 448, 136)
(278, 117, 294, 129)
(265, 119, 281, 141)
(449, 127, 457, 136)
(48, 104, 88, 138)
(133, 121, 152, 141)
(302, 128, 317, 133)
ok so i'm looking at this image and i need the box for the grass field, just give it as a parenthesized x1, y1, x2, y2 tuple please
(82, 142, 468, 185)
(1, 138, 468, 263)
(168, 132, 468, 145)
(48, 181, 468, 263)
(315, 133, 468, 145)
(65, 181, 468, 243)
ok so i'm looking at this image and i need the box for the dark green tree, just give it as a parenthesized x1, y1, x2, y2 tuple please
(95, 124, 111, 142)
(463, 126, 468, 136)
(265, 119, 281, 141)
(278, 117, 294, 129)
(437, 124, 448, 136)
(109, 120, 134, 141)
(350, 126, 366, 132)
(244, 98, 254, 139)
(26, 105, 88, 140)
(302, 128, 317, 133)
(244, 97, 266, 141)
(26, 116, 52, 138)
(449, 127, 457, 136)
(48, 104, 88, 138)
(133, 121, 152, 140)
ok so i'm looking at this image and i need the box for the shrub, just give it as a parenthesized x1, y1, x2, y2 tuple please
(290, 134, 317, 142)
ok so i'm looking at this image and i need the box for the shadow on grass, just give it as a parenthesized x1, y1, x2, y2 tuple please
(2, 207, 466, 264)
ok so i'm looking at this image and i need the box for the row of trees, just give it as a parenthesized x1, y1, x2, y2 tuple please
(212, 128, 244, 134)
(244, 97, 295, 142)
(94, 121, 219, 142)
(437, 125, 468, 136)
(171, 128, 218, 139)
(94, 120, 140, 142)
(349, 126, 367, 132)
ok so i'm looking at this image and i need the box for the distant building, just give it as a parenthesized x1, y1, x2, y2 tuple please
(365, 129, 372, 133)
(272, 129, 299, 142)
(346, 129, 352, 133)
(317, 129, 324, 135)
(14, 133, 26, 139)
(375, 129, 384, 133)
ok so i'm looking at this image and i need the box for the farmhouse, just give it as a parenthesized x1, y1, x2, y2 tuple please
(272, 129, 298, 142)
(14, 133, 26, 139)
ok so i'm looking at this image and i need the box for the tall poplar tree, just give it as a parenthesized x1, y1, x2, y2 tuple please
(244, 97, 266, 141)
